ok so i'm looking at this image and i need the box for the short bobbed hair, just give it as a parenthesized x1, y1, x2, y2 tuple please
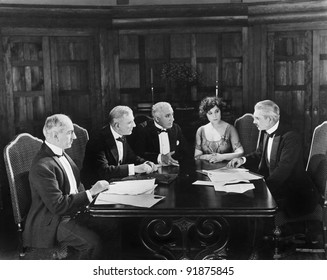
(198, 96, 223, 120)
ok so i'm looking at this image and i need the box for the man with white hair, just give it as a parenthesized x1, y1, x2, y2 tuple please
(24, 114, 113, 259)
(228, 100, 318, 218)
(134, 101, 192, 166)
(82, 105, 157, 188)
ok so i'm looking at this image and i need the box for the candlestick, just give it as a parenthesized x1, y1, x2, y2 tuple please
(151, 85, 154, 104)
(150, 67, 153, 84)
(215, 80, 219, 98)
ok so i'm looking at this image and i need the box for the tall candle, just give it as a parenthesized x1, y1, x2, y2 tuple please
(216, 80, 219, 97)
(150, 67, 153, 84)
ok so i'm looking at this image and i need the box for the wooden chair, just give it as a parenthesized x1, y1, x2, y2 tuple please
(272, 121, 327, 259)
(66, 123, 89, 170)
(3, 133, 67, 259)
(234, 113, 260, 155)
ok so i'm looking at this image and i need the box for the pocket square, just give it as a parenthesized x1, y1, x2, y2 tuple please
(176, 140, 180, 146)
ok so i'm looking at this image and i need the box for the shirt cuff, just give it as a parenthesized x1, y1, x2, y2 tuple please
(86, 190, 93, 202)
(128, 164, 135, 176)
(242, 157, 247, 164)
(157, 154, 162, 164)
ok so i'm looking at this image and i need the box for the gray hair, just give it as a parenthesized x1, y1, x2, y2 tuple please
(43, 114, 72, 137)
(108, 105, 133, 125)
(254, 100, 280, 122)
(152, 102, 172, 118)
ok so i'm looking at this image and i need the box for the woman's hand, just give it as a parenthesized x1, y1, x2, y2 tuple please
(208, 153, 224, 163)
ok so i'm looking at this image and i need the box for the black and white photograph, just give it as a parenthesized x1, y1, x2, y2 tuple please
(0, 0, 326, 278)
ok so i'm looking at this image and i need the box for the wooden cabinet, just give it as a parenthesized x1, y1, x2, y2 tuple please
(118, 29, 245, 120)
(2, 29, 102, 140)
(267, 29, 327, 155)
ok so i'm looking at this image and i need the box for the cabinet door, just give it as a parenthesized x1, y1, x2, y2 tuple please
(3, 36, 52, 138)
(267, 31, 312, 154)
(312, 30, 327, 129)
(50, 36, 99, 131)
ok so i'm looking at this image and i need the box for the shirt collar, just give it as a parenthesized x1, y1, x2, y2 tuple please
(45, 140, 64, 156)
(154, 121, 166, 131)
(110, 125, 123, 140)
(266, 121, 279, 135)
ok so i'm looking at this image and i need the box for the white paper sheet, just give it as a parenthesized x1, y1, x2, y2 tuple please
(104, 178, 156, 195)
(94, 193, 165, 208)
(192, 179, 250, 186)
(206, 168, 263, 183)
(214, 183, 255, 193)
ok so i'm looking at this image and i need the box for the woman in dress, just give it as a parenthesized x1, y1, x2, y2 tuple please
(194, 96, 244, 163)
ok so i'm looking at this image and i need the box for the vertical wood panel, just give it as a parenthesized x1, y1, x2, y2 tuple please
(242, 27, 249, 112)
(267, 32, 275, 100)
(260, 25, 267, 102)
(3, 37, 15, 137)
(304, 31, 312, 154)
(42, 36, 52, 115)
(170, 34, 191, 59)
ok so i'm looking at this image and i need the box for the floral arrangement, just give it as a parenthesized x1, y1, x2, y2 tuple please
(161, 62, 200, 86)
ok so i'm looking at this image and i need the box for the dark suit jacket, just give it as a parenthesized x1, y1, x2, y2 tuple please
(244, 122, 318, 217)
(81, 124, 145, 188)
(23, 143, 89, 248)
(134, 120, 192, 164)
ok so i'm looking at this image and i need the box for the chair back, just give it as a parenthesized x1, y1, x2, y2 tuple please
(3, 133, 43, 225)
(234, 113, 260, 155)
(66, 123, 89, 170)
(306, 121, 327, 203)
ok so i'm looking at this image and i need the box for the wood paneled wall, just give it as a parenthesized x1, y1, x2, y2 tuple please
(1, 1, 327, 209)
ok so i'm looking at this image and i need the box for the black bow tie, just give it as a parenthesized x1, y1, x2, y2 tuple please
(157, 128, 167, 134)
(116, 136, 126, 143)
(266, 131, 276, 138)
(55, 153, 63, 158)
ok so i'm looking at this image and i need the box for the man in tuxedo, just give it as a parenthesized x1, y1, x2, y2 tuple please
(228, 100, 318, 217)
(134, 101, 192, 167)
(24, 114, 116, 259)
(81, 105, 157, 188)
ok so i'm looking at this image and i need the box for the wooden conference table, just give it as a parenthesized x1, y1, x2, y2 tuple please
(88, 160, 277, 260)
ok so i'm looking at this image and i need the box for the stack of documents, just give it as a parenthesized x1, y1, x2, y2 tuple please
(94, 178, 165, 207)
(193, 167, 262, 193)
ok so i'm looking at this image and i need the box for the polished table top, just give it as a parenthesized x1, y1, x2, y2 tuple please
(88, 160, 277, 218)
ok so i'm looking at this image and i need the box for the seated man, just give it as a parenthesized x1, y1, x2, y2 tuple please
(81, 105, 157, 188)
(228, 100, 318, 218)
(24, 114, 116, 259)
(134, 101, 193, 167)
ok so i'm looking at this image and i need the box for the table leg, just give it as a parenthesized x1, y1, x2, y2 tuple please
(139, 217, 230, 260)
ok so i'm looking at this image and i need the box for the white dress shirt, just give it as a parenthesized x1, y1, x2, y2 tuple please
(110, 126, 135, 175)
(154, 122, 170, 163)
(265, 121, 279, 163)
(45, 141, 92, 201)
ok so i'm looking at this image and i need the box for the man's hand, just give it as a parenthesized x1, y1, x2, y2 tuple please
(227, 157, 244, 168)
(161, 151, 179, 166)
(135, 162, 157, 174)
(144, 161, 158, 172)
(89, 180, 110, 196)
